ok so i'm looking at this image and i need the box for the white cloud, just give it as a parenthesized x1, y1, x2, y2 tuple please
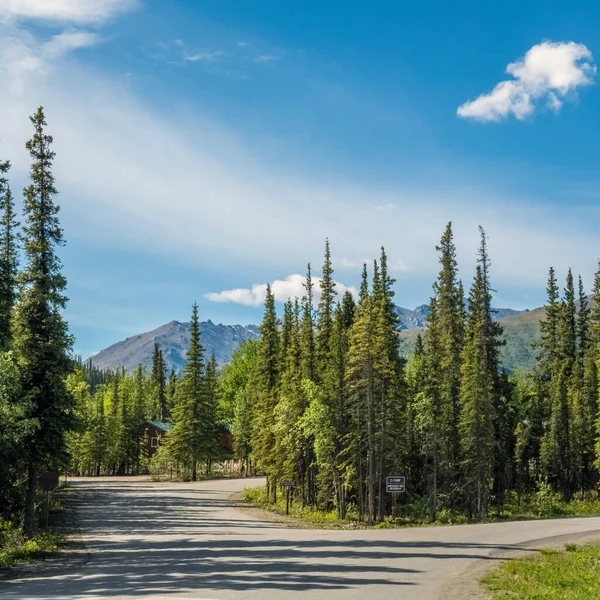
(44, 31, 98, 56)
(184, 50, 225, 62)
(254, 54, 278, 64)
(205, 274, 359, 307)
(336, 257, 409, 272)
(457, 41, 596, 122)
(0, 0, 138, 24)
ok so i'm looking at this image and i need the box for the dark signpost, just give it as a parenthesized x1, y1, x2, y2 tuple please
(281, 481, 294, 515)
(386, 476, 406, 518)
(39, 471, 59, 528)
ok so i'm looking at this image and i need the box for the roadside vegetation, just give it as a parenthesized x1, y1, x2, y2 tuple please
(483, 542, 600, 599)
(0, 486, 69, 571)
(244, 485, 600, 528)
(0, 524, 65, 571)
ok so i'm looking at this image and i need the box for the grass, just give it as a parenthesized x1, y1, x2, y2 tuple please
(243, 487, 360, 527)
(483, 542, 600, 599)
(242, 485, 600, 529)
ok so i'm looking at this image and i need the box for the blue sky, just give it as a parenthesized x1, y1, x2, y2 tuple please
(1, 0, 600, 357)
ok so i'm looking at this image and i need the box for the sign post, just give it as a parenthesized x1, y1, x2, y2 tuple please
(281, 481, 294, 515)
(39, 471, 59, 529)
(386, 476, 406, 519)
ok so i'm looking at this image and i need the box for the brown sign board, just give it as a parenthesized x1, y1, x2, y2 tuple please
(386, 476, 406, 493)
(39, 471, 59, 492)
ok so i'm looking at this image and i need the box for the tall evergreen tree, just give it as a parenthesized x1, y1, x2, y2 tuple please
(317, 238, 337, 372)
(151, 343, 167, 421)
(300, 263, 316, 382)
(12, 108, 73, 537)
(202, 354, 219, 474)
(459, 264, 495, 518)
(421, 222, 464, 514)
(169, 303, 205, 481)
(0, 180, 19, 349)
(252, 284, 280, 498)
(347, 264, 377, 524)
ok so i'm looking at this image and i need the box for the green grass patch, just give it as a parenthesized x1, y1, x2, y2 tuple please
(242, 486, 359, 527)
(483, 542, 600, 599)
(242, 486, 600, 529)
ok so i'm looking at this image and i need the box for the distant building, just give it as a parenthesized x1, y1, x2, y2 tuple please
(143, 420, 234, 459)
(144, 420, 174, 457)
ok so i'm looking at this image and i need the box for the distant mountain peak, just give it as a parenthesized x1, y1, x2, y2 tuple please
(90, 320, 260, 374)
(90, 301, 534, 374)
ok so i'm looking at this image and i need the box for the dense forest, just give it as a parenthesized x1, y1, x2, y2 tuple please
(222, 232, 600, 524)
(2, 109, 600, 536)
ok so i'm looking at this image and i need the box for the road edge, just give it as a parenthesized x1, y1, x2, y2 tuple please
(0, 485, 90, 584)
(440, 529, 600, 600)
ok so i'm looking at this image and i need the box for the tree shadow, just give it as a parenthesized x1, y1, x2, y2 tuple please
(0, 480, 532, 598)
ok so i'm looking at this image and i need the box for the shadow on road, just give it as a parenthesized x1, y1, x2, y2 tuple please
(0, 480, 528, 598)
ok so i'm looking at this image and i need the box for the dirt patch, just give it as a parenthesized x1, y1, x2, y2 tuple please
(441, 530, 600, 600)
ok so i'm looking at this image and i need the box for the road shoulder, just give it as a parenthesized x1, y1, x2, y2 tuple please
(440, 530, 600, 600)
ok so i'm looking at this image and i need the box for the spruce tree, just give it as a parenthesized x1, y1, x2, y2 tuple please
(202, 354, 219, 474)
(459, 265, 495, 518)
(13, 108, 73, 537)
(372, 248, 404, 521)
(577, 275, 590, 360)
(169, 303, 205, 481)
(316, 239, 337, 371)
(347, 264, 377, 524)
(252, 284, 280, 499)
(421, 222, 464, 514)
(151, 343, 167, 421)
(300, 263, 316, 382)
(280, 298, 294, 369)
(0, 180, 19, 349)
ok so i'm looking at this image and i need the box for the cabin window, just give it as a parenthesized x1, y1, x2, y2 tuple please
(151, 436, 159, 448)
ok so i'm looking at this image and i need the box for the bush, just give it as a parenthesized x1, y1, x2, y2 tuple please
(0, 520, 64, 570)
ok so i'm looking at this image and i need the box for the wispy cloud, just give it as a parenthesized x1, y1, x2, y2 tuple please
(336, 257, 409, 272)
(205, 274, 359, 307)
(0, 26, 598, 303)
(184, 50, 225, 63)
(0, 0, 138, 24)
(458, 41, 596, 122)
(254, 54, 278, 64)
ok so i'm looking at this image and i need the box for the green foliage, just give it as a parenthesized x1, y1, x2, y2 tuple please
(0, 179, 19, 350)
(0, 521, 66, 570)
(168, 302, 218, 480)
(483, 542, 600, 600)
(12, 107, 74, 537)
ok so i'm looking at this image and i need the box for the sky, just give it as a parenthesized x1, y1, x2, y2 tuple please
(1, 0, 600, 357)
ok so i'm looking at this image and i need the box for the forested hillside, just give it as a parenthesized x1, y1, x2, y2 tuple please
(400, 306, 544, 372)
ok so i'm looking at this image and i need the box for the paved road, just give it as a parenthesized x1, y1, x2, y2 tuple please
(2, 477, 600, 599)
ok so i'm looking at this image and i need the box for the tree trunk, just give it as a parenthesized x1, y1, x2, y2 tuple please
(377, 384, 386, 522)
(367, 369, 375, 526)
(432, 446, 438, 522)
(23, 462, 37, 538)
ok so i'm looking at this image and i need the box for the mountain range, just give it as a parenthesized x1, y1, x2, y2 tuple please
(90, 320, 260, 374)
(89, 303, 541, 374)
